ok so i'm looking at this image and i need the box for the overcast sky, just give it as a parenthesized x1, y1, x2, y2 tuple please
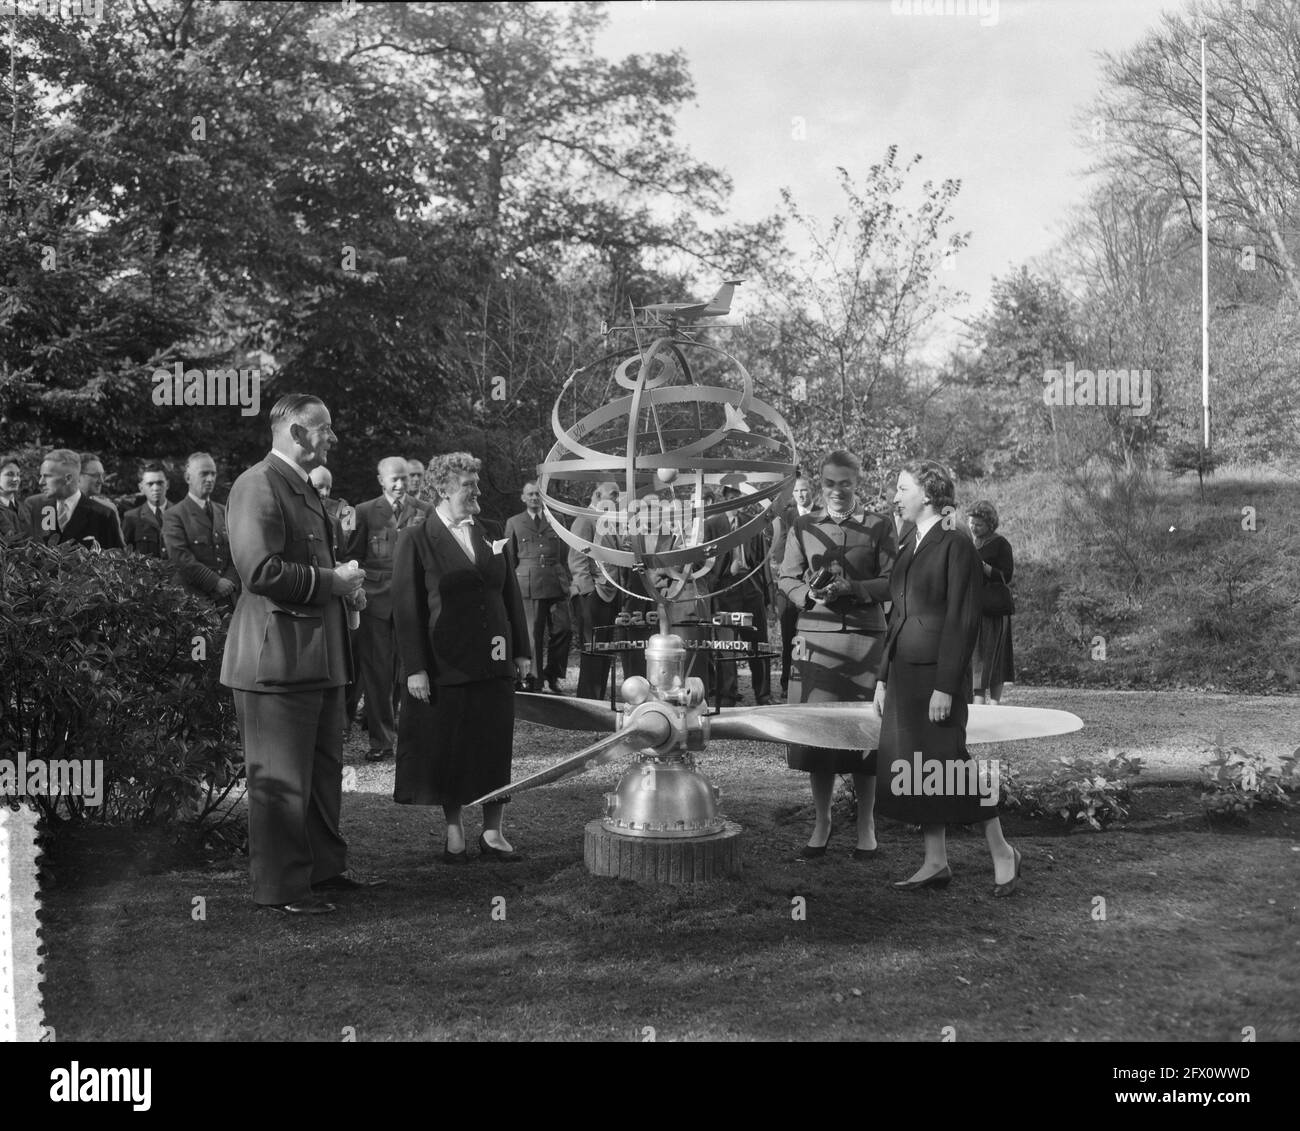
(596, 0, 1180, 352)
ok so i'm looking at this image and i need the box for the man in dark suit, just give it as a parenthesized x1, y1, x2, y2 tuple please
(309, 466, 363, 728)
(220, 394, 373, 915)
(30, 449, 124, 551)
(121, 463, 171, 558)
(505, 480, 572, 693)
(569, 480, 621, 699)
(79, 452, 126, 545)
(769, 476, 816, 699)
(631, 484, 730, 691)
(162, 453, 240, 605)
(406, 458, 426, 501)
(346, 456, 431, 761)
(309, 466, 354, 560)
(715, 483, 774, 706)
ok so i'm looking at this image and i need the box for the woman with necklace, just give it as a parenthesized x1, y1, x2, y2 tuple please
(392, 451, 532, 864)
(967, 500, 1015, 705)
(778, 450, 896, 860)
(874, 461, 1020, 896)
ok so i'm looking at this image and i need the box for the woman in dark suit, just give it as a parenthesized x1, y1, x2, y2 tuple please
(967, 500, 1015, 705)
(393, 452, 532, 863)
(0, 456, 30, 545)
(873, 461, 1020, 896)
(779, 450, 896, 859)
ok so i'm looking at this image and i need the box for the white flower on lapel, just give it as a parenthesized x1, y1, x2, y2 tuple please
(491, 538, 508, 555)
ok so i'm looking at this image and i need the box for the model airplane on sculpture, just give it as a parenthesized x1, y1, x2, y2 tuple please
(638, 279, 743, 327)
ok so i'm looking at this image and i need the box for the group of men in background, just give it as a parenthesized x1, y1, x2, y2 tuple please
(0, 448, 240, 605)
(1, 445, 830, 725)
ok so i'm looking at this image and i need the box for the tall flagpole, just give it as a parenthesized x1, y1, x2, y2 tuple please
(1201, 34, 1210, 450)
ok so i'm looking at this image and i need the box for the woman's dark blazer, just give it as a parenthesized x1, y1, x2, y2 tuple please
(392, 511, 532, 687)
(877, 522, 983, 698)
(979, 533, 1014, 588)
(0, 501, 30, 544)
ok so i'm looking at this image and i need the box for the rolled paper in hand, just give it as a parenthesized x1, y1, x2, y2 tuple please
(346, 559, 361, 630)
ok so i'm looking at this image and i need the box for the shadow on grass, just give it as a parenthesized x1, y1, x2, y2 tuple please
(37, 767, 1300, 1041)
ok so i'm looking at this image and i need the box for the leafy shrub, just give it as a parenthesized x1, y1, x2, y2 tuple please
(837, 751, 1141, 831)
(0, 540, 241, 829)
(1053, 582, 1141, 645)
(1199, 746, 1298, 823)
(1180, 546, 1293, 645)
(1166, 441, 1225, 501)
(1002, 750, 1142, 830)
(995, 760, 1035, 813)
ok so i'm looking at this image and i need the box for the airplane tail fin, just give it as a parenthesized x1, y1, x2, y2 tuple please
(705, 279, 743, 316)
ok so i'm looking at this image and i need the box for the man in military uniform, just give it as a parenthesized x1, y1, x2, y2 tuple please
(505, 480, 572, 693)
(162, 452, 240, 606)
(220, 393, 373, 914)
(121, 463, 172, 558)
(347, 456, 431, 761)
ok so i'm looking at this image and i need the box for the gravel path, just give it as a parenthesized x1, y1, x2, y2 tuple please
(347, 684, 1300, 795)
(954, 686, 1300, 781)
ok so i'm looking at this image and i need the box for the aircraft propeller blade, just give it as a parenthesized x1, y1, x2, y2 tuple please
(710, 703, 881, 749)
(708, 702, 1084, 750)
(514, 692, 618, 734)
(965, 704, 1084, 743)
(471, 713, 671, 806)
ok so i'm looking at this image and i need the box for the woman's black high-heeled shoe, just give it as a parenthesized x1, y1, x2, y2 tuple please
(478, 833, 522, 863)
(441, 842, 469, 865)
(992, 847, 1021, 897)
(891, 865, 952, 891)
(799, 826, 832, 859)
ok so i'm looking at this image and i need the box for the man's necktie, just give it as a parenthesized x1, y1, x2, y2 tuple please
(57, 501, 70, 530)
(203, 501, 212, 523)
(731, 519, 748, 569)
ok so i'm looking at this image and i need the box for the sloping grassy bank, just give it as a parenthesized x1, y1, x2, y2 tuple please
(960, 462, 1300, 693)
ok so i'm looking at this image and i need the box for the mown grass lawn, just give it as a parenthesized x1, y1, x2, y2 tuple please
(38, 715, 1300, 1042)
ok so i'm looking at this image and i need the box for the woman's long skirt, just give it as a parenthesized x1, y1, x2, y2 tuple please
(785, 628, 882, 775)
(874, 658, 997, 824)
(971, 614, 1014, 700)
(394, 677, 515, 806)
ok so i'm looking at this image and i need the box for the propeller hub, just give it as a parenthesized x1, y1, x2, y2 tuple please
(604, 758, 723, 838)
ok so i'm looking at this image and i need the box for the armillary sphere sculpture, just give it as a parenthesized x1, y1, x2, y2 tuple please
(472, 283, 1083, 882)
